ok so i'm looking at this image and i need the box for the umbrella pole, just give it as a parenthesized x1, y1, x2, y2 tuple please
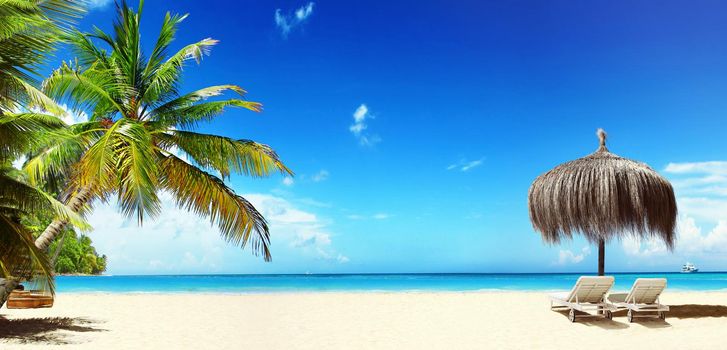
(598, 239, 605, 276)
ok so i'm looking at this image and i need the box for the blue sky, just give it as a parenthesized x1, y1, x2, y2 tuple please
(50, 0, 727, 274)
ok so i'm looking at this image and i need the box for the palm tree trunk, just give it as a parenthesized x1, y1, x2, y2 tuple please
(598, 239, 605, 276)
(1, 186, 93, 309)
(35, 186, 93, 251)
(0, 278, 19, 308)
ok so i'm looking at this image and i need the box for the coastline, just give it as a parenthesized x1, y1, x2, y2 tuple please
(50, 272, 727, 294)
(3, 291, 726, 349)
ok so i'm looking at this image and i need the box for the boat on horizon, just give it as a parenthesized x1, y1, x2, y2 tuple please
(681, 262, 699, 273)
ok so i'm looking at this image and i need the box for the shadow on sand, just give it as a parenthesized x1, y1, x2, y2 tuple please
(553, 309, 630, 329)
(554, 304, 727, 328)
(0, 316, 105, 345)
(667, 304, 727, 319)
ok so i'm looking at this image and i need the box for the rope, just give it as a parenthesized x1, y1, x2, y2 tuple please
(50, 230, 68, 266)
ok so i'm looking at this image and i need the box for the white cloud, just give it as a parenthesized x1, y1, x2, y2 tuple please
(665, 161, 727, 175)
(625, 216, 727, 259)
(675, 217, 727, 255)
(353, 104, 368, 123)
(461, 160, 483, 171)
(85, 192, 227, 273)
(347, 213, 390, 220)
(85, 191, 348, 274)
(295, 2, 315, 20)
(86, 0, 113, 9)
(447, 158, 484, 172)
(59, 104, 89, 125)
(230, 194, 347, 263)
(282, 177, 295, 186)
(666, 161, 727, 199)
(12, 156, 26, 170)
(349, 104, 381, 147)
(663, 160, 727, 221)
(556, 246, 590, 265)
(25, 103, 86, 125)
(312, 170, 329, 182)
(623, 160, 727, 262)
(275, 2, 315, 38)
(622, 235, 668, 257)
(336, 254, 350, 264)
(677, 197, 727, 222)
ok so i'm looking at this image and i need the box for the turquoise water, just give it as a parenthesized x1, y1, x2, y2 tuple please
(55, 272, 727, 293)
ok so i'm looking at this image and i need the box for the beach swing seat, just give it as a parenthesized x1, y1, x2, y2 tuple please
(549, 276, 616, 322)
(2, 231, 69, 309)
(6, 289, 54, 309)
(608, 278, 669, 322)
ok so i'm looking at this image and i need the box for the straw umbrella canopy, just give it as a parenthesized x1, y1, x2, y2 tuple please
(528, 129, 677, 275)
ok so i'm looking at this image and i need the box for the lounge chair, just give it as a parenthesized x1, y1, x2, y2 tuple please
(550, 276, 616, 322)
(607, 278, 669, 322)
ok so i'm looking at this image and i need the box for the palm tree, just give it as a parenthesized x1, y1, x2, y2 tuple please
(28, 1, 292, 264)
(0, 0, 83, 115)
(0, 0, 85, 306)
(0, 113, 88, 305)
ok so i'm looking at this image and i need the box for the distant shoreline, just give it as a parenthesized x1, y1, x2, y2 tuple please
(55, 271, 726, 277)
(51, 272, 727, 293)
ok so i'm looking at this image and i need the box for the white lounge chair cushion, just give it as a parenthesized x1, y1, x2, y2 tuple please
(565, 276, 614, 303)
(614, 278, 666, 304)
(549, 292, 571, 301)
(550, 276, 614, 303)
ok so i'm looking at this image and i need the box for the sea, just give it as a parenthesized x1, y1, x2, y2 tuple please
(54, 272, 727, 293)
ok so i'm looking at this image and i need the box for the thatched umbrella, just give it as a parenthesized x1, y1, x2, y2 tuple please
(528, 129, 677, 275)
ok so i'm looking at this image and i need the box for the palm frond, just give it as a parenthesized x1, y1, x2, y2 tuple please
(75, 119, 123, 195)
(0, 175, 90, 230)
(0, 216, 54, 293)
(158, 130, 292, 179)
(23, 121, 96, 188)
(142, 38, 218, 104)
(36, 0, 85, 30)
(0, 112, 67, 161)
(142, 11, 188, 86)
(43, 61, 130, 115)
(159, 153, 271, 261)
(153, 99, 262, 129)
(114, 120, 161, 223)
(8, 76, 67, 115)
(64, 29, 111, 67)
(149, 84, 248, 119)
(25, 1, 291, 264)
(0, 0, 83, 113)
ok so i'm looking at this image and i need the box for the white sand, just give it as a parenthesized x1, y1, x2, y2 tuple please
(2, 292, 726, 349)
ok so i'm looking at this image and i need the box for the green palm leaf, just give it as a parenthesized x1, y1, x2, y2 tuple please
(160, 153, 271, 261)
(114, 120, 161, 223)
(0, 215, 54, 293)
(0, 112, 67, 162)
(28, 1, 290, 264)
(44, 61, 130, 115)
(0, 175, 90, 231)
(159, 130, 292, 179)
(23, 121, 98, 188)
(154, 99, 262, 129)
(0, 0, 84, 299)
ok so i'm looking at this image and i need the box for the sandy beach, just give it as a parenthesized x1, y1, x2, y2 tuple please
(1, 291, 726, 349)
